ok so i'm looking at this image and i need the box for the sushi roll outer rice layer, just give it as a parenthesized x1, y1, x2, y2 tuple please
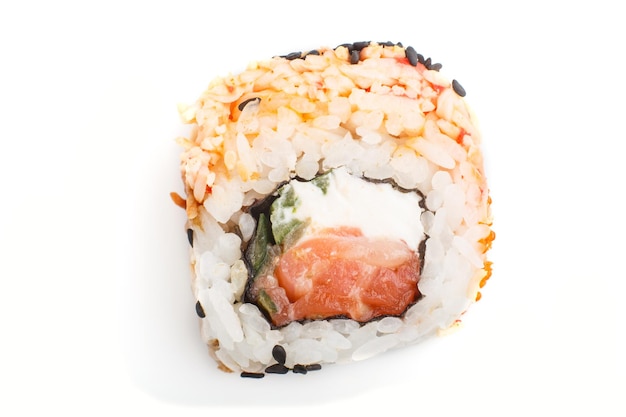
(173, 41, 494, 376)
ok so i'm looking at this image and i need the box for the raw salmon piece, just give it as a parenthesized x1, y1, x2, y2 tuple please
(264, 227, 420, 326)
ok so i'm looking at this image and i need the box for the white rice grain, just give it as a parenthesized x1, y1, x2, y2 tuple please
(286, 339, 324, 367)
(203, 183, 244, 224)
(377, 316, 404, 333)
(213, 233, 242, 266)
(207, 286, 244, 348)
(409, 138, 455, 169)
(230, 260, 248, 300)
(313, 115, 342, 130)
(280, 321, 303, 343)
(352, 334, 400, 361)
(443, 183, 466, 230)
(197, 251, 230, 287)
(237, 213, 255, 242)
(331, 319, 360, 335)
(295, 157, 320, 180)
(301, 320, 334, 339)
(320, 330, 352, 350)
(453, 235, 484, 268)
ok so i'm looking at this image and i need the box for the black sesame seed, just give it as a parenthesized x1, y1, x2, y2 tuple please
(238, 97, 261, 111)
(241, 371, 265, 379)
(352, 41, 370, 51)
(186, 228, 193, 247)
(405, 46, 418, 66)
(417, 53, 425, 65)
(265, 363, 289, 374)
(424, 57, 432, 69)
(350, 49, 360, 65)
(380, 41, 395, 47)
(195, 300, 205, 318)
(305, 50, 320, 56)
(430, 62, 443, 71)
(271, 345, 287, 365)
(396, 41, 404, 48)
(284, 51, 302, 60)
(305, 364, 322, 371)
(292, 364, 308, 374)
(452, 79, 466, 97)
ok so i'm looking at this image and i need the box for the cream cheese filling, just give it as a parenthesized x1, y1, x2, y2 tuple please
(272, 167, 425, 251)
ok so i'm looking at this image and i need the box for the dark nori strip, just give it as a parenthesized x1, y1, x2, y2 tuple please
(241, 372, 265, 379)
(195, 300, 205, 318)
(350, 49, 360, 64)
(292, 364, 308, 374)
(238, 97, 261, 111)
(361, 176, 426, 198)
(418, 237, 427, 275)
(452, 79, 466, 97)
(186, 228, 193, 247)
(248, 192, 280, 221)
(305, 364, 322, 371)
(405, 46, 418, 66)
(265, 363, 289, 374)
(272, 345, 287, 365)
(417, 193, 428, 210)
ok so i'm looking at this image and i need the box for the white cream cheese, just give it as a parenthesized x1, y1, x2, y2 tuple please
(273, 167, 425, 251)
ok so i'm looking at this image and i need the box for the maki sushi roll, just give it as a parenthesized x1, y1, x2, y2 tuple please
(173, 41, 494, 376)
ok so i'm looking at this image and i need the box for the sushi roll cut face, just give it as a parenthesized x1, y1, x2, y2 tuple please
(175, 41, 494, 375)
(244, 168, 425, 327)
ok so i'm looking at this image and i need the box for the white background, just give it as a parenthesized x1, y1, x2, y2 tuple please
(1, 1, 625, 415)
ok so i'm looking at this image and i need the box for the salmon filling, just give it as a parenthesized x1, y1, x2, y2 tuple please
(244, 169, 424, 327)
(261, 227, 420, 326)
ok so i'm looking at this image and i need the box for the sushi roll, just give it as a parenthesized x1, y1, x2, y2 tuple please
(173, 41, 494, 377)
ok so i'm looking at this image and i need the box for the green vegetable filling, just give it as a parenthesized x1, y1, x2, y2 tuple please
(258, 290, 277, 314)
(246, 173, 332, 317)
(273, 218, 307, 248)
(270, 184, 304, 246)
(247, 213, 271, 275)
(311, 172, 330, 194)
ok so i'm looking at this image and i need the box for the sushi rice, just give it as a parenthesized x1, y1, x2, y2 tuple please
(173, 41, 494, 376)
